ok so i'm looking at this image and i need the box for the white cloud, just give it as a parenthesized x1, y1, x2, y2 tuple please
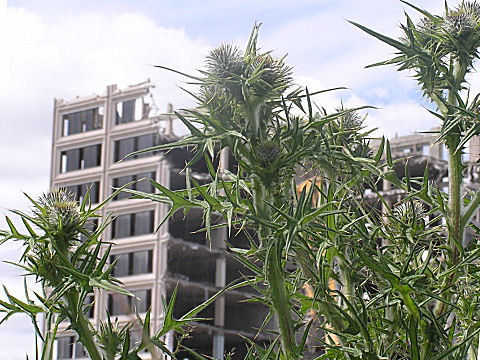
(366, 101, 441, 138)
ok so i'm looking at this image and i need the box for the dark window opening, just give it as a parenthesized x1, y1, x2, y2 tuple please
(56, 336, 87, 360)
(115, 97, 150, 125)
(64, 181, 100, 204)
(167, 243, 216, 285)
(62, 107, 103, 137)
(79, 218, 99, 243)
(112, 171, 156, 201)
(114, 134, 159, 162)
(166, 283, 214, 326)
(224, 295, 271, 333)
(173, 330, 213, 359)
(107, 289, 151, 315)
(168, 209, 222, 246)
(60, 144, 101, 173)
(111, 210, 155, 239)
(84, 294, 94, 319)
(110, 250, 153, 277)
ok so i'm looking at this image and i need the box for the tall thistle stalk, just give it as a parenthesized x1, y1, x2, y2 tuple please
(206, 27, 298, 357)
(131, 24, 377, 359)
(352, 1, 480, 358)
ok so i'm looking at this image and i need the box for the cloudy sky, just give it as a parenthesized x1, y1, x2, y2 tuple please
(0, 0, 470, 358)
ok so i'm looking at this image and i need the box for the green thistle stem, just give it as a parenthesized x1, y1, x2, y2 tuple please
(66, 291, 102, 360)
(253, 176, 297, 358)
(433, 59, 466, 319)
(267, 243, 297, 358)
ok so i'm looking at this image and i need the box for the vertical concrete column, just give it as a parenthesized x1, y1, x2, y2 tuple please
(213, 148, 229, 359)
(97, 84, 114, 327)
(213, 333, 225, 360)
(156, 158, 171, 333)
(213, 227, 227, 359)
(166, 103, 174, 136)
(164, 330, 174, 360)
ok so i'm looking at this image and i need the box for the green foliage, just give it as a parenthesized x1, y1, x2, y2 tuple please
(0, 186, 234, 360)
(127, 11, 480, 359)
(5, 3, 480, 359)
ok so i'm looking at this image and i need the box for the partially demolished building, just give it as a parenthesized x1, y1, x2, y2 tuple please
(49, 82, 270, 360)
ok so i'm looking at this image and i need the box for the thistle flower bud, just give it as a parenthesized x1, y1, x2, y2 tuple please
(38, 189, 81, 235)
(206, 44, 245, 81)
(443, 3, 480, 40)
(336, 108, 363, 130)
(352, 143, 373, 159)
(392, 200, 426, 226)
(205, 44, 246, 103)
(464, 2, 480, 18)
(256, 141, 282, 167)
(444, 12, 477, 38)
(250, 54, 292, 97)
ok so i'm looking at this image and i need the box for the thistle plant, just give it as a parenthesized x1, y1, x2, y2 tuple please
(128, 25, 379, 359)
(124, 10, 480, 359)
(348, 1, 480, 358)
(0, 188, 223, 360)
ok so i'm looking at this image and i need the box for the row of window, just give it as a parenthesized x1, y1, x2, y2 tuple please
(65, 181, 100, 204)
(56, 336, 87, 359)
(108, 289, 152, 315)
(114, 133, 160, 162)
(60, 144, 101, 173)
(60, 171, 156, 205)
(60, 96, 152, 138)
(115, 97, 150, 125)
(59, 134, 161, 173)
(49, 206, 153, 241)
(77, 287, 152, 319)
(112, 171, 156, 200)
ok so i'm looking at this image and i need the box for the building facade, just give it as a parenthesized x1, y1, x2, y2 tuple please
(50, 81, 269, 360)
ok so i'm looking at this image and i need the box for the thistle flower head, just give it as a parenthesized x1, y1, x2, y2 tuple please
(392, 200, 426, 227)
(249, 54, 292, 97)
(443, 7, 478, 39)
(336, 108, 364, 130)
(462, 1, 480, 19)
(206, 44, 245, 82)
(205, 44, 246, 103)
(256, 140, 282, 166)
(204, 41, 291, 107)
(37, 188, 81, 236)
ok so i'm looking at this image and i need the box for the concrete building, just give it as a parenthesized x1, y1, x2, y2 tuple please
(49, 81, 269, 360)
